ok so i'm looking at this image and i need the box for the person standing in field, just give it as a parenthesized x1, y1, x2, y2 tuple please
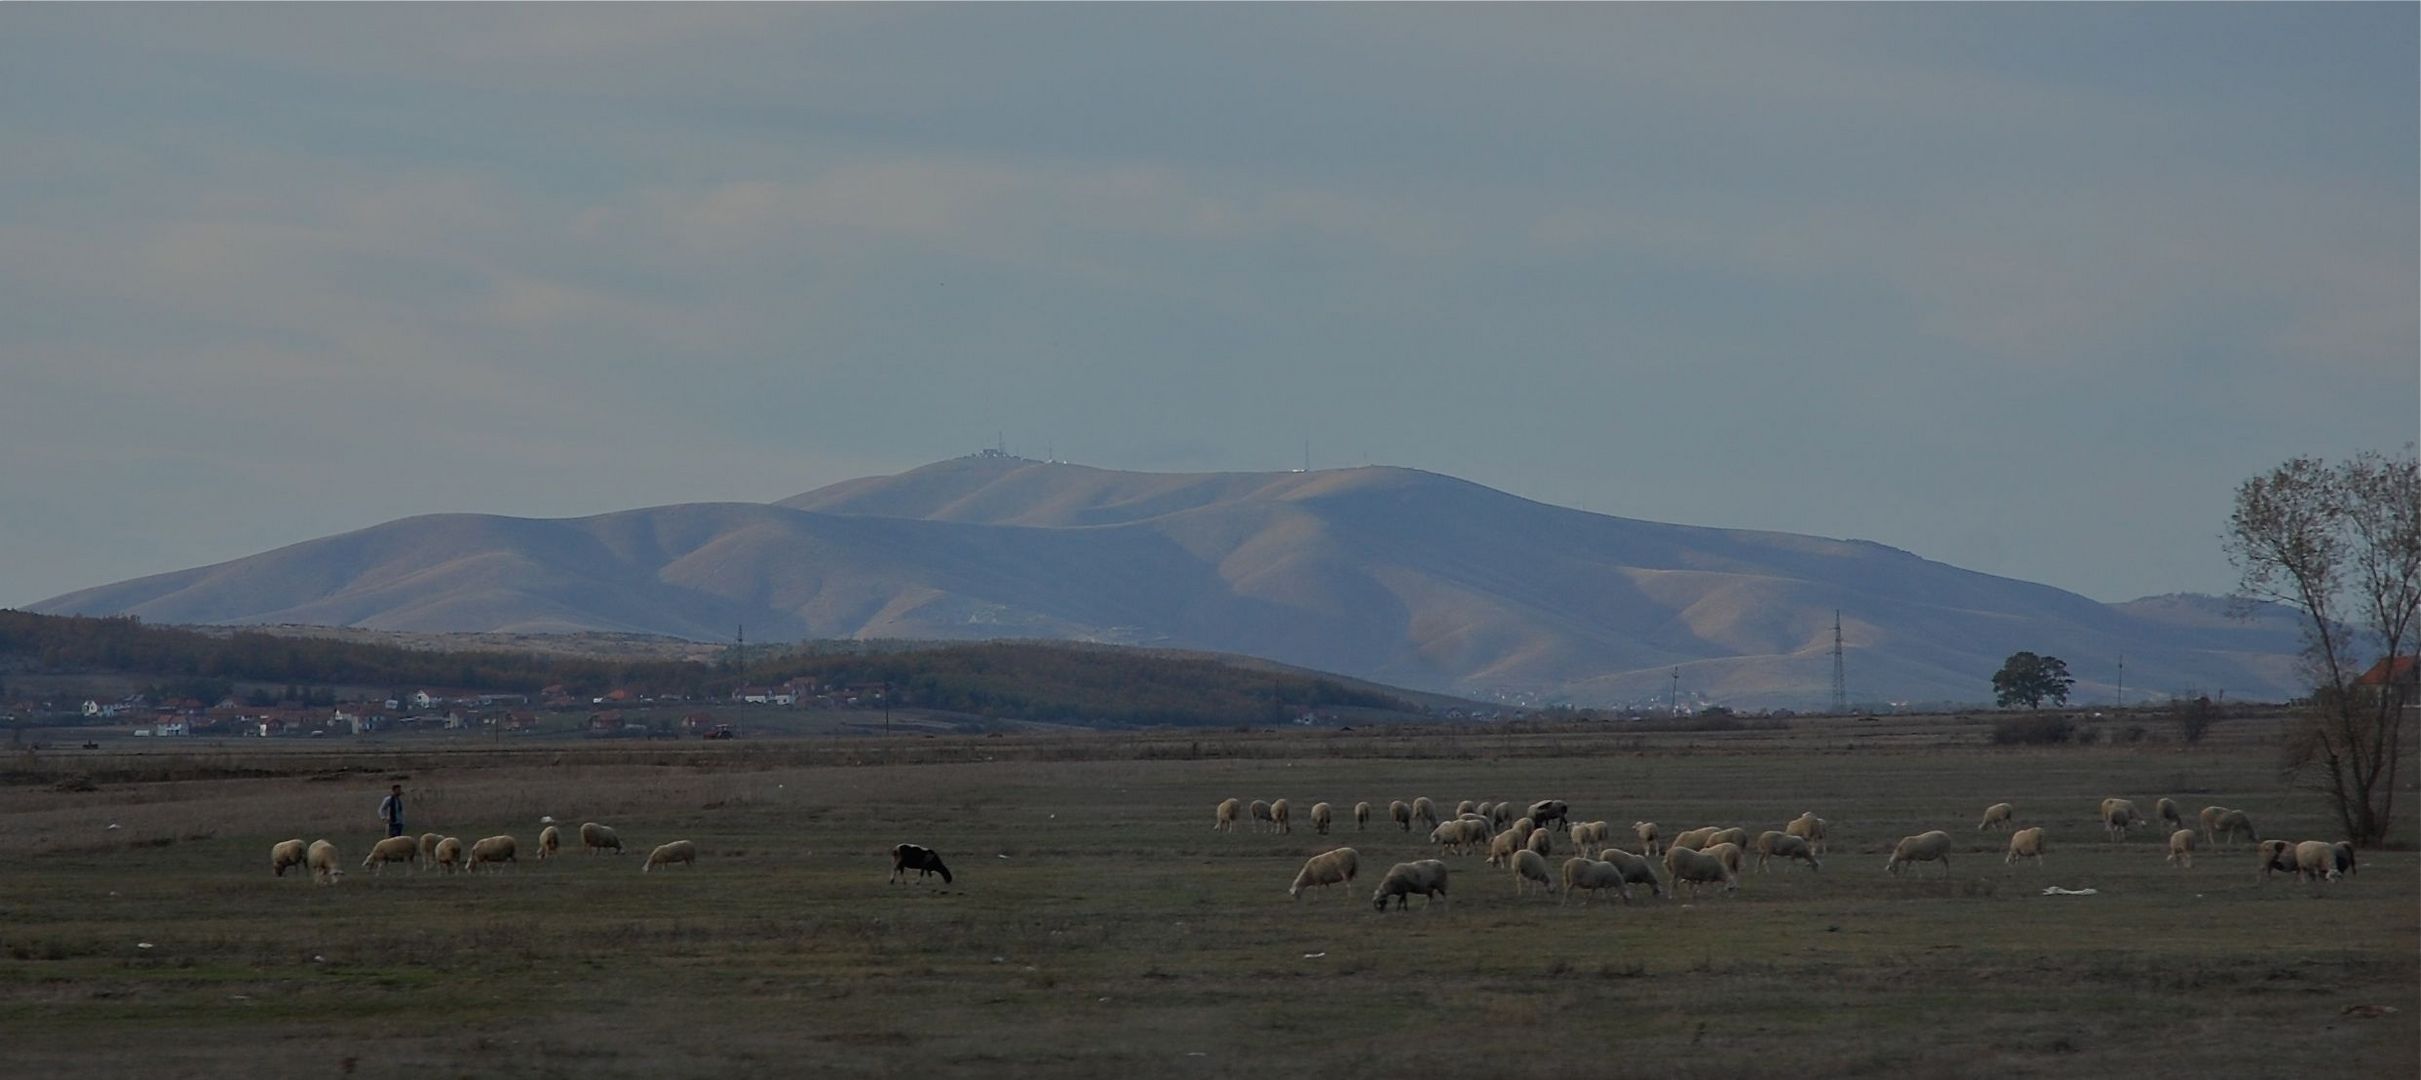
(377, 783, 406, 838)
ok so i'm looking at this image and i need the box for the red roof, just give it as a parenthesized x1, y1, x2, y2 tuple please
(2355, 655, 2418, 686)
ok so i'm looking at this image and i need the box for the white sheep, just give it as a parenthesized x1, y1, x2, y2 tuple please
(1703, 841, 1746, 877)
(1885, 830, 1954, 876)
(2210, 809, 2257, 847)
(1486, 828, 1522, 868)
(1250, 800, 1275, 833)
(1631, 821, 1661, 855)
(2005, 827, 2047, 867)
(2155, 797, 2185, 833)
(1524, 826, 1554, 860)
(1412, 797, 1440, 828)
(580, 822, 623, 855)
(1661, 846, 1737, 898)
(306, 839, 342, 886)
(1354, 801, 1372, 830)
(417, 831, 441, 870)
(2198, 805, 2229, 845)
(1753, 830, 1821, 872)
(1569, 821, 1611, 850)
(1390, 800, 1413, 832)
(1978, 803, 2015, 832)
(1704, 827, 1748, 850)
(537, 825, 562, 860)
(2166, 828, 2196, 868)
(1668, 826, 1719, 852)
(1215, 798, 1242, 832)
(1785, 812, 1827, 854)
(1289, 848, 1360, 899)
(360, 835, 419, 875)
(1594, 847, 1665, 898)
(1271, 798, 1293, 835)
(467, 835, 518, 872)
(1491, 802, 1518, 828)
(2099, 798, 2144, 842)
(270, 838, 307, 878)
(2293, 840, 2337, 883)
(1371, 859, 1450, 910)
(1508, 818, 1537, 843)
(1455, 800, 1477, 817)
(1311, 801, 1334, 835)
(1560, 857, 1634, 904)
(1510, 848, 1556, 895)
(1430, 819, 1478, 855)
(644, 839, 697, 872)
(432, 836, 464, 873)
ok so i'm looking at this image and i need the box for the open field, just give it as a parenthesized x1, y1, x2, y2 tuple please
(3, 715, 2414, 1078)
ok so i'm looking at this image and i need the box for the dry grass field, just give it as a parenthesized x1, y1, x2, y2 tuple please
(2, 714, 2413, 1078)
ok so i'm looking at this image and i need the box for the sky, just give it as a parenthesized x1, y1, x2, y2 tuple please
(2, 5, 2413, 609)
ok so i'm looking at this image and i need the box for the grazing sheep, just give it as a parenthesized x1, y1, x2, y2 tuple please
(537, 825, 562, 861)
(1509, 818, 1537, 843)
(1250, 800, 1275, 833)
(890, 843, 951, 884)
(1455, 800, 1477, 817)
(1704, 842, 1747, 877)
(1561, 858, 1635, 904)
(306, 839, 342, 885)
(1215, 798, 1243, 832)
(1662, 846, 1737, 898)
(643, 839, 697, 872)
(1524, 827, 1554, 860)
(1570, 821, 1611, 850)
(1753, 831, 1821, 872)
(2332, 842, 2358, 878)
(1271, 798, 1293, 835)
(1289, 847, 1360, 898)
(2256, 839, 2301, 881)
(1669, 826, 1719, 852)
(1526, 800, 1571, 832)
(1594, 848, 1666, 897)
(1354, 801, 1372, 830)
(432, 836, 464, 873)
(1431, 818, 1485, 856)
(1632, 821, 1662, 855)
(467, 835, 518, 872)
(1486, 828, 1522, 868)
(1978, 803, 2015, 832)
(1371, 859, 1451, 911)
(1886, 830, 1954, 876)
(360, 835, 419, 875)
(1491, 802, 1518, 828)
(1705, 827, 1748, 850)
(1390, 800, 1413, 832)
(1510, 848, 1556, 894)
(1785, 813, 1828, 854)
(2166, 829, 2197, 869)
(2155, 798, 2185, 833)
(2099, 798, 2145, 842)
(417, 832, 441, 869)
(2210, 809, 2257, 847)
(2199, 806, 2229, 845)
(270, 838, 308, 878)
(1311, 801, 1334, 835)
(1412, 797, 1440, 828)
(579, 822, 623, 855)
(2293, 840, 2337, 883)
(2005, 827, 2048, 867)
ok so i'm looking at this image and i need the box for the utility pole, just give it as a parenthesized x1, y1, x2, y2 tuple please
(1670, 667, 1681, 717)
(1830, 610, 1848, 715)
(2115, 654, 2125, 708)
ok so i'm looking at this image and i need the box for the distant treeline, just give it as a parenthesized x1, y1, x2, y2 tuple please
(0, 611, 1413, 727)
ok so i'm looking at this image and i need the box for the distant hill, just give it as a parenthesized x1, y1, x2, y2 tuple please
(30, 454, 2311, 706)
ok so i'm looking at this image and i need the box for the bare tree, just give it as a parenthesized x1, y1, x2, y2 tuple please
(2225, 447, 2419, 847)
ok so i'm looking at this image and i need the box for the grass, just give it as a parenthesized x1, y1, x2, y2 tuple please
(0, 714, 2413, 1078)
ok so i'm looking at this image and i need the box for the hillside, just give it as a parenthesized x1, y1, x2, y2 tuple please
(30, 455, 2311, 706)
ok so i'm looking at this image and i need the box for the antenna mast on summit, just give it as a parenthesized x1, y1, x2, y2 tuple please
(1830, 610, 1847, 714)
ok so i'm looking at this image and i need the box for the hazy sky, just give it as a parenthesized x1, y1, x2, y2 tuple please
(3, 5, 2413, 609)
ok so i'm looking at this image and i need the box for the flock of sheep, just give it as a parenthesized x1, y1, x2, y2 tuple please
(269, 821, 696, 885)
(1220, 792, 2362, 911)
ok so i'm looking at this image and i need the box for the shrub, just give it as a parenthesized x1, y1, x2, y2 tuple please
(1990, 714, 2075, 745)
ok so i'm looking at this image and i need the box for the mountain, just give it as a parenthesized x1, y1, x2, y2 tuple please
(28, 454, 2309, 706)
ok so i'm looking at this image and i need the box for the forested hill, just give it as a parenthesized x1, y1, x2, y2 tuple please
(0, 611, 1425, 728)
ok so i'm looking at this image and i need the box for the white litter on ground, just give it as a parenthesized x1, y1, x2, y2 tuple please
(2041, 886, 2098, 896)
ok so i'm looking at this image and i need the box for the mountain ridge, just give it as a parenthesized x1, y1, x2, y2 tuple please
(29, 454, 2307, 706)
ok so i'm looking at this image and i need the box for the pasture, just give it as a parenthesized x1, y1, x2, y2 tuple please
(2, 714, 2414, 1078)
